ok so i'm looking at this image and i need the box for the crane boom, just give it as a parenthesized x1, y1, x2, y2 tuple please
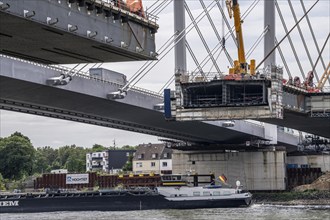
(226, 0, 255, 75)
(317, 62, 330, 90)
(232, 0, 246, 65)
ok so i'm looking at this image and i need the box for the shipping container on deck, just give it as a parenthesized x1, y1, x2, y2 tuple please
(34, 173, 162, 189)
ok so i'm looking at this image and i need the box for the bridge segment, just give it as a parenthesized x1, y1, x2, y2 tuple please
(0, 55, 299, 147)
(261, 85, 330, 138)
(0, 0, 158, 64)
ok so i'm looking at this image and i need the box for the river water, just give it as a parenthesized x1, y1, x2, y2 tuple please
(1, 204, 329, 220)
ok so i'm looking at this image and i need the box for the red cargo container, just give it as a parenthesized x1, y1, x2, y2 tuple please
(34, 173, 163, 190)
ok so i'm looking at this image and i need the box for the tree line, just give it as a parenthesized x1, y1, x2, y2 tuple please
(0, 132, 136, 183)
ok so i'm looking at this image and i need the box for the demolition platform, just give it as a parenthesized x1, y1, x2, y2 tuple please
(166, 66, 283, 121)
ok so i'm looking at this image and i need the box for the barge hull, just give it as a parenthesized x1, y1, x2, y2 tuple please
(0, 194, 251, 213)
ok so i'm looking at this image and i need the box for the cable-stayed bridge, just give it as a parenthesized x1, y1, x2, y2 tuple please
(0, 0, 329, 149)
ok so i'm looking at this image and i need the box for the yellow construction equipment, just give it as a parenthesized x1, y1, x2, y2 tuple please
(226, 0, 255, 75)
(316, 62, 330, 90)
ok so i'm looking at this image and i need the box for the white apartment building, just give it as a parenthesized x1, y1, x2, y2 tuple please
(86, 151, 109, 172)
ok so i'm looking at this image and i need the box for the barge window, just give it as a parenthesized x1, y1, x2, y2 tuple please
(213, 191, 220, 196)
(222, 191, 231, 195)
(179, 194, 188, 197)
(203, 191, 211, 196)
(193, 192, 200, 196)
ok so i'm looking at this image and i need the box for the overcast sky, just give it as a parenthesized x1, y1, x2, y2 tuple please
(0, 0, 329, 149)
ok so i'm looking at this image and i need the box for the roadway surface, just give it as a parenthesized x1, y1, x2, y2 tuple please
(261, 110, 330, 139)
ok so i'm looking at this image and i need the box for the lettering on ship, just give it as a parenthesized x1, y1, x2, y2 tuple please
(0, 201, 19, 207)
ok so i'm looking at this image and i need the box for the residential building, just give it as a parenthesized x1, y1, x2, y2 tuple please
(108, 150, 135, 174)
(86, 150, 135, 173)
(133, 143, 172, 174)
(86, 151, 108, 172)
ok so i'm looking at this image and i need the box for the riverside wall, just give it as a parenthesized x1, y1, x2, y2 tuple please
(287, 154, 330, 172)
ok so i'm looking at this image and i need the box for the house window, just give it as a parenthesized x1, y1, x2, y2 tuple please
(152, 153, 157, 159)
(138, 154, 144, 159)
(163, 153, 168, 158)
(151, 162, 156, 167)
(126, 152, 130, 157)
(162, 162, 167, 167)
(136, 162, 142, 168)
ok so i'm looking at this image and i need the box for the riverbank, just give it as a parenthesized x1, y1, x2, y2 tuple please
(253, 190, 330, 205)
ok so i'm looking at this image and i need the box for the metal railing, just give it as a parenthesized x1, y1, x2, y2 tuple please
(181, 68, 273, 83)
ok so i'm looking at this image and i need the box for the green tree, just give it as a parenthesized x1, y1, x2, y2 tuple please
(10, 132, 31, 142)
(0, 133, 35, 180)
(51, 160, 61, 170)
(36, 146, 59, 172)
(121, 145, 136, 150)
(34, 145, 88, 173)
(0, 173, 6, 190)
(122, 155, 133, 172)
(92, 144, 107, 152)
(33, 150, 48, 174)
(66, 155, 85, 173)
(65, 146, 88, 172)
(57, 145, 74, 167)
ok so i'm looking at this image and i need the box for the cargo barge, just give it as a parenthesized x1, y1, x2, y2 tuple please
(0, 175, 252, 213)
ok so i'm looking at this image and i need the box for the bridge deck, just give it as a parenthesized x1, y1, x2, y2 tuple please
(0, 0, 158, 64)
(0, 54, 258, 145)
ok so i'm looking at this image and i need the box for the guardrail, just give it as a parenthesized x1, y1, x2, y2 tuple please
(182, 69, 273, 83)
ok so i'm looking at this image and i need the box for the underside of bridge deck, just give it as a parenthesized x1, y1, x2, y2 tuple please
(0, 0, 158, 64)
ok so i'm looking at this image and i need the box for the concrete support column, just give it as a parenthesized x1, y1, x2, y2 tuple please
(172, 150, 287, 191)
(174, 0, 187, 73)
(264, 0, 276, 68)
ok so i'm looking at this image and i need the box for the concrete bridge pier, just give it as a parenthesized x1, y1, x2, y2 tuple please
(172, 149, 287, 191)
